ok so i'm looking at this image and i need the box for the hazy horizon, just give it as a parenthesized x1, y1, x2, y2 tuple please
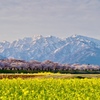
(0, 34, 100, 43)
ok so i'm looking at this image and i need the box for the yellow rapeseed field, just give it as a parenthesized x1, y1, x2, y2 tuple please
(0, 78, 100, 100)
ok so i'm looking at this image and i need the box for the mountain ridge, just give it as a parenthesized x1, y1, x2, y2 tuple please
(0, 35, 100, 65)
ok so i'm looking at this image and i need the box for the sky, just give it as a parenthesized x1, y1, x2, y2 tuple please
(0, 0, 100, 42)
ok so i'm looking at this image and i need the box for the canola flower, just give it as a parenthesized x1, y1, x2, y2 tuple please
(0, 78, 100, 100)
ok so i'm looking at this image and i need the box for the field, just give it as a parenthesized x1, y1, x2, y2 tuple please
(1, 73, 100, 79)
(0, 74, 100, 100)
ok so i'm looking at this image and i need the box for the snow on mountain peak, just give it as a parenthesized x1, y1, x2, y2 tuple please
(71, 34, 78, 38)
(32, 35, 43, 40)
(66, 34, 100, 48)
(0, 35, 100, 65)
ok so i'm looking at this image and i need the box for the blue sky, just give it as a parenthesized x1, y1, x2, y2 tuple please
(0, 0, 100, 41)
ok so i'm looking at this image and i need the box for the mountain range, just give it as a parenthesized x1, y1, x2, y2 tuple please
(0, 35, 100, 65)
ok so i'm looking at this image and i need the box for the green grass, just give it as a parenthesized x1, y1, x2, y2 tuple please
(0, 78, 100, 100)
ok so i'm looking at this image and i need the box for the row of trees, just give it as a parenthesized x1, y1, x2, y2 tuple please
(0, 59, 100, 73)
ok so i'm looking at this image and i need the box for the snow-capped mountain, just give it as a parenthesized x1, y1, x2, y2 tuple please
(0, 35, 65, 61)
(0, 35, 100, 65)
(50, 35, 100, 65)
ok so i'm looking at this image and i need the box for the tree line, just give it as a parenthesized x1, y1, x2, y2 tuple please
(0, 59, 100, 73)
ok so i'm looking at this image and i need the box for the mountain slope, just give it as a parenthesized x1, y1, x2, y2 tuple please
(0, 35, 65, 61)
(50, 35, 100, 64)
(0, 35, 100, 65)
